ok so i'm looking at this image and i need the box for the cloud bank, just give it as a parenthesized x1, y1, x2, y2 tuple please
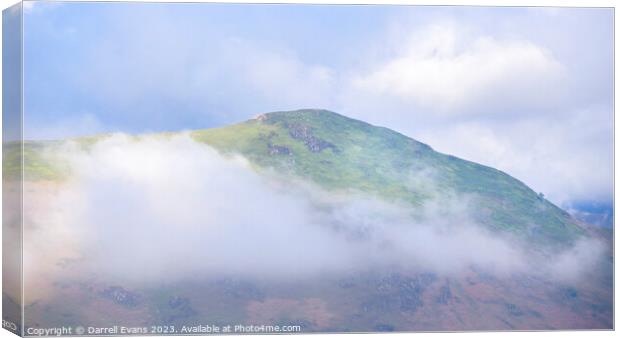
(23, 136, 607, 303)
(350, 22, 566, 115)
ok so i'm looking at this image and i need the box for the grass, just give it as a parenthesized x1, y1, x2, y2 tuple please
(10, 109, 585, 246)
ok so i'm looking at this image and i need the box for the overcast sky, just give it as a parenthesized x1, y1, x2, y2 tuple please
(22, 2, 613, 206)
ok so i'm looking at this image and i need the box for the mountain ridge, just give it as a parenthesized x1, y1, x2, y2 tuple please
(194, 109, 585, 246)
(8, 109, 613, 332)
(6, 108, 587, 247)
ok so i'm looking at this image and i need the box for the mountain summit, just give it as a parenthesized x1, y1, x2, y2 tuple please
(191, 109, 585, 246)
(9, 109, 587, 247)
(8, 109, 611, 331)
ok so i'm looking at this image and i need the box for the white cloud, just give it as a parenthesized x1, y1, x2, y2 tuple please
(350, 23, 566, 115)
(416, 106, 613, 205)
(338, 19, 611, 206)
(22, 135, 606, 303)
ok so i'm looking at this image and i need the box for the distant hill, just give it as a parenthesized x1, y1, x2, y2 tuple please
(565, 201, 614, 228)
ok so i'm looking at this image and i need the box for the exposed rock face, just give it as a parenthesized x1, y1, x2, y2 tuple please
(100, 286, 141, 308)
(268, 144, 292, 155)
(505, 303, 525, 317)
(255, 113, 269, 122)
(436, 284, 452, 304)
(286, 123, 336, 153)
(361, 273, 437, 314)
(164, 296, 197, 322)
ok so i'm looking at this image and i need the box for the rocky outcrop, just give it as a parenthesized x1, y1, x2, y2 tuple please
(286, 123, 336, 153)
(361, 273, 437, 314)
(164, 296, 197, 322)
(256, 113, 269, 122)
(100, 286, 140, 308)
(268, 144, 292, 155)
(436, 284, 452, 304)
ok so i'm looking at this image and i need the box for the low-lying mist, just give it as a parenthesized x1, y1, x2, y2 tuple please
(23, 134, 607, 299)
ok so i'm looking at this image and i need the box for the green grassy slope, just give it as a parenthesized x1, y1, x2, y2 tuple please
(3, 141, 64, 181)
(6, 109, 585, 246)
(192, 109, 583, 245)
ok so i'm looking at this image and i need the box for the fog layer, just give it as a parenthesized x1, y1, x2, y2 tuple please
(24, 135, 606, 293)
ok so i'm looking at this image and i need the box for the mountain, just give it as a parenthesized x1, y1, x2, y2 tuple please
(197, 109, 586, 246)
(7, 109, 588, 246)
(6, 109, 612, 331)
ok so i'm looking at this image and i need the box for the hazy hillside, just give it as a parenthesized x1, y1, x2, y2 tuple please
(6, 109, 612, 331)
(8, 109, 586, 246)
(192, 109, 587, 246)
